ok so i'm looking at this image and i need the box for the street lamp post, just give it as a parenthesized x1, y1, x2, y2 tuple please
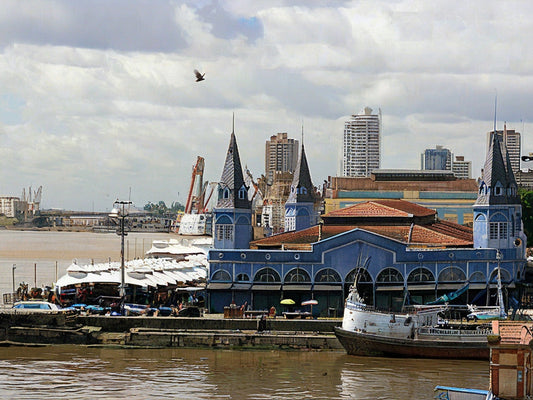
(12, 264, 16, 295)
(109, 200, 132, 314)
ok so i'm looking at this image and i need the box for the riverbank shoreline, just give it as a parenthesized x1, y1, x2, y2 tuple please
(0, 312, 343, 351)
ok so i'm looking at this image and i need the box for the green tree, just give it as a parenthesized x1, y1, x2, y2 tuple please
(519, 188, 533, 247)
(143, 201, 184, 217)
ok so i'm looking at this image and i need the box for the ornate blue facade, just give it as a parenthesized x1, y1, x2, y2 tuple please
(207, 129, 529, 316)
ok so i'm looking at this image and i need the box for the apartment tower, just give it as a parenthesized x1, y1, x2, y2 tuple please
(265, 133, 299, 184)
(343, 107, 381, 177)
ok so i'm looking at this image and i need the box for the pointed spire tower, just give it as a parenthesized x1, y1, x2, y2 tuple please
(473, 127, 525, 253)
(284, 127, 318, 232)
(213, 115, 252, 249)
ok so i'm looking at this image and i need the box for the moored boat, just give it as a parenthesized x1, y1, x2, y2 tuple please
(334, 285, 492, 359)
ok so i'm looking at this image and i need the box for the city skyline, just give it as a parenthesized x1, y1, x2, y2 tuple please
(1, 1, 533, 211)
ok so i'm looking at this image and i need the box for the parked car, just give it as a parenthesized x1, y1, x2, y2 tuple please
(12, 301, 65, 312)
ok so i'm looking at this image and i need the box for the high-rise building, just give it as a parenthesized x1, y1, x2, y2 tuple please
(421, 145, 471, 179)
(421, 145, 451, 170)
(451, 156, 472, 179)
(487, 125, 521, 175)
(342, 107, 381, 177)
(265, 132, 299, 184)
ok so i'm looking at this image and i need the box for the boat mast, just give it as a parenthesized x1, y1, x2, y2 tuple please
(496, 250, 507, 318)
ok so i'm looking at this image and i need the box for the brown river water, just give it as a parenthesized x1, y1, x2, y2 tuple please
(0, 230, 489, 399)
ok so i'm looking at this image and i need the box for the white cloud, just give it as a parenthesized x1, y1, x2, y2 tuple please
(0, 0, 532, 212)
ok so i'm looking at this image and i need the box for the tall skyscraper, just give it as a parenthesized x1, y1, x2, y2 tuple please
(265, 132, 299, 184)
(421, 145, 451, 170)
(487, 125, 521, 175)
(343, 107, 381, 177)
(421, 145, 471, 179)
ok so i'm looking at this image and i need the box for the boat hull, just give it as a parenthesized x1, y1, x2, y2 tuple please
(334, 326, 489, 360)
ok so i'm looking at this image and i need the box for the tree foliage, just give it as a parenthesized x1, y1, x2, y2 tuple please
(144, 201, 184, 217)
(519, 188, 533, 247)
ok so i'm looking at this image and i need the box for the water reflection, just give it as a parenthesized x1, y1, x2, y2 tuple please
(0, 346, 488, 399)
(339, 356, 488, 400)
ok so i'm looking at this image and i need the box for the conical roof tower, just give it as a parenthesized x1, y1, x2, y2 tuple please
(476, 129, 520, 206)
(216, 123, 251, 210)
(473, 126, 525, 251)
(213, 115, 252, 249)
(286, 142, 316, 204)
(284, 130, 318, 232)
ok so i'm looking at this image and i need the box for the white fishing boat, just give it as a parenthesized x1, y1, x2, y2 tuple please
(334, 285, 492, 359)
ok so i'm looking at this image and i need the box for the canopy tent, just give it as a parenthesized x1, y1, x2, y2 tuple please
(56, 257, 207, 293)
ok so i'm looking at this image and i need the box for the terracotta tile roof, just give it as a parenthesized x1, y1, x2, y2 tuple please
(250, 221, 473, 248)
(251, 225, 351, 248)
(426, 220, 473, 242)
(325, 199, 436, 218)
(356, 224, 472, 247)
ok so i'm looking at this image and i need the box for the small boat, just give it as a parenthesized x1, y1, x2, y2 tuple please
(466, 304, 503, 321)
(433, 386, 492, 400)
(334, 286, 492, 360)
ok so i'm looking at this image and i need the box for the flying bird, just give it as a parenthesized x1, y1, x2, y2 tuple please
(194, 69, 205, 82)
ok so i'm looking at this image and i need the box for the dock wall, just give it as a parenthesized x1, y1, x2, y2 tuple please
(0, 312, 343, 350)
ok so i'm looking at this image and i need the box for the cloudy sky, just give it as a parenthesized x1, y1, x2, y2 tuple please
(1, 0, 532, 211)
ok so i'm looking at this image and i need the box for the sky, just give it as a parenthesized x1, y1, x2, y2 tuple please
(1, 0, 533, 212)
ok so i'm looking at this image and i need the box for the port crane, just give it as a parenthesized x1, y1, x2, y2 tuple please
(177, 157, 216, 235)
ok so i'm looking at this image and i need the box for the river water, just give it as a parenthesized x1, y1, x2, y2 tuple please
(0, 230, 489, 399)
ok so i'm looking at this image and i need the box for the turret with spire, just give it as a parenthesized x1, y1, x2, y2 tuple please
(473, 125, 526, 254)
(213, 115, 252, 249)
(284, 127, 318, 232)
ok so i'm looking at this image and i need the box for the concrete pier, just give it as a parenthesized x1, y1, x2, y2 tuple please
(0, 311, 343, 350)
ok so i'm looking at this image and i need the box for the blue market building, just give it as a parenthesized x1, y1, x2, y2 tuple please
(207, 128, 529, 316)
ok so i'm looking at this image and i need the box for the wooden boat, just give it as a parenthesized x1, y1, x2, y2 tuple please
(334, 286, 492, 360)
(335, 324, 490, 360)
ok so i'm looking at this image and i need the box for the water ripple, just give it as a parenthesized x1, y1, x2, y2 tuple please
(0, 346, 488, 399)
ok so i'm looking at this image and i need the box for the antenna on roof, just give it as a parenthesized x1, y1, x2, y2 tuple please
(232, 112, 235, 134)
(301, 122, 304, 144)
(493, 91, 497, 134)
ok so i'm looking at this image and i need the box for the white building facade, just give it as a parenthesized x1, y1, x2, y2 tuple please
(342, 107, 381, 177)
(0, 197, 20, 218)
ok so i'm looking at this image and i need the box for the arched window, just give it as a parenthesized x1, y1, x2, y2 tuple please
(489, 213, 509, 240)
(346, 268, 372, 284)
(494, 183, 503, 196)
(469, 271, 486, 282)
(489, 269, 512, 283)
(315, 268, 341, 283)
(223, 188, 230, 199)
(238, 185, 247, 200)
(211, 270, 231, 281)
(438, 267, 466, 282)
(285, 267, 311, 283)
(376, 268, 403, 283)
(254, 268, 281, 283)
(236, 273, 249, 282)
(407, 268, 435, 282)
